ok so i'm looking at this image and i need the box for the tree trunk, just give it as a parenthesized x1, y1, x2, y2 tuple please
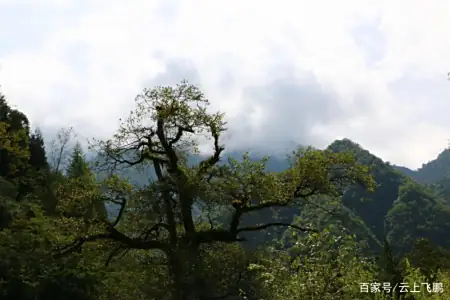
(168, 251, 186, 300)
(188, 245, 209, 300)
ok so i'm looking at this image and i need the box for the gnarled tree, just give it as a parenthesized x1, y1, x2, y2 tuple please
(55, 80, 375, 300)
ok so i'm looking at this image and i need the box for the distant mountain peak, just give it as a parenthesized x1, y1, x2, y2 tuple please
(327, 138, 366, 152)
(393, 148, 450, 185)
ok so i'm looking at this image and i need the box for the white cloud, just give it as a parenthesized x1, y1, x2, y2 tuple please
(1, 0, 450, 169)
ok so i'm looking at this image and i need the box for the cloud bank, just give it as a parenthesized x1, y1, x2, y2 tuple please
(1, 0, 450, 169)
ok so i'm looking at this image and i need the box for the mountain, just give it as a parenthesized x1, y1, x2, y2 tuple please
(394, 148, 450, 184)
(327, 139, 405, 242)
(329, 139, 450, 253)
(392, 165, 419, 180)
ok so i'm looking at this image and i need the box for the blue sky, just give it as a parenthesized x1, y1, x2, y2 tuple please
(1, 0, 450, 169)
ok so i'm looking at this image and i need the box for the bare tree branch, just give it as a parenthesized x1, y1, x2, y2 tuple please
(49, 127, 75, 173)
(198, 122, 225, 177)
(53, 225, 169, 258)
(107, 196, 127, 227)
(236, 222, 317, 233)
(168, 125, 194, 147)
(227, 187, 318, 233)
(105, 245, 124, 266)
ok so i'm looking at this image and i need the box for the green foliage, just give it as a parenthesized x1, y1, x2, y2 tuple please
(0, 95, 30, 179)
(386, 181, 450, 253)
(0, 121, 30, 178)
(249, 225, 376, 300)
(67, 142, 91, 180)
(406, 238, 450, 282)
(0, 202, 105, 300)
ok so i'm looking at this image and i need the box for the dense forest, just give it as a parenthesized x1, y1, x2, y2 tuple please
(2, 80, 450, 299)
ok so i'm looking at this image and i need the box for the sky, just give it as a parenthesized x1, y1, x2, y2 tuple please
(1, 0, 450, 170)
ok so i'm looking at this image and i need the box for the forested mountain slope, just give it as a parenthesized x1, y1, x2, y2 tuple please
(328, 139, 450, 253)
(394, 148, 450, 184)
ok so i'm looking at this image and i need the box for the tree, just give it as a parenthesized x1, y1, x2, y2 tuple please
(0, 95, 32, 228)
(48, 127, 76, 174)
(377, 238, 404, 299)
(56, 80, 375, 300)
(67, 142, 91, 180)
(29, 128, 49, 172)
(58, 142, 107, 220)
(0, 94, 30, 180)
(17, 127, 51, 201)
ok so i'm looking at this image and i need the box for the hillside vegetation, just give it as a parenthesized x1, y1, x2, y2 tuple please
(2, 81, 450, 299)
